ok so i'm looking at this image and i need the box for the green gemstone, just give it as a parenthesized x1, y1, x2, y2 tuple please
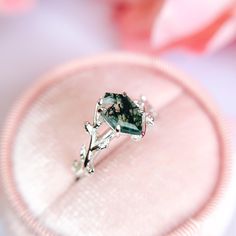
(101, 92, 143, 135)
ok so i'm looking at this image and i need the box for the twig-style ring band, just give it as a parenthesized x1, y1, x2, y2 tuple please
(72, 92, 156, 179)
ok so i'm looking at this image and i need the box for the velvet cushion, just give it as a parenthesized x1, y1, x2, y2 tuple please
(0, 54, 231, 236)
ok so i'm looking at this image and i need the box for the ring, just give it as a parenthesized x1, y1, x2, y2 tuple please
(72, 92, 156, 179)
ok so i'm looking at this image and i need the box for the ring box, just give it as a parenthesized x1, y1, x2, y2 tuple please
(0, 53, 233, 236)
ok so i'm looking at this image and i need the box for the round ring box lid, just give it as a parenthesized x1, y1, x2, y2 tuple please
(0, 53, 233, 236)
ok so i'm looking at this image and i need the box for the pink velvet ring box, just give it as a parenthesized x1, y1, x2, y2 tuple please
(0, 53, 233, 236)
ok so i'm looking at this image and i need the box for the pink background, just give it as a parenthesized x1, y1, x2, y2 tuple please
(0, 1, 236, 235)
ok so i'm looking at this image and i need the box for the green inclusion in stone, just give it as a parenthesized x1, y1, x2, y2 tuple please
(101, 92, 143, 135)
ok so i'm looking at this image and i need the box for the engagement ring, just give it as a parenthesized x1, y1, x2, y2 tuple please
(72, 92, 156, 179)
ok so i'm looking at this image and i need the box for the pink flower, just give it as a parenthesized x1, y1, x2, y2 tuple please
(112, 0, 236, 53)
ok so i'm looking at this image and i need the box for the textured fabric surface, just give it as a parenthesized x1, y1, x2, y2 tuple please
(2, 61, 221, 235)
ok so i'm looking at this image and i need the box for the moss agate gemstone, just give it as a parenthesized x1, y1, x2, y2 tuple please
(101, 92, 143, 135)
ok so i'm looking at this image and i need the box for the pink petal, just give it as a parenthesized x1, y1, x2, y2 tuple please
(113, 0, 236, 53)
(151, 0, 236, 52)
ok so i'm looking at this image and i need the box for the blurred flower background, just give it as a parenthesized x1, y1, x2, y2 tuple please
(0, 0, 235, 235)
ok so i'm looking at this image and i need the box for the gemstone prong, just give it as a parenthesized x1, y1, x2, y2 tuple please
(115, 125, 121, 137)
(140, 95, 147, 102)
(97, 98, 103, 106)
(131, 135, 142, 141)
